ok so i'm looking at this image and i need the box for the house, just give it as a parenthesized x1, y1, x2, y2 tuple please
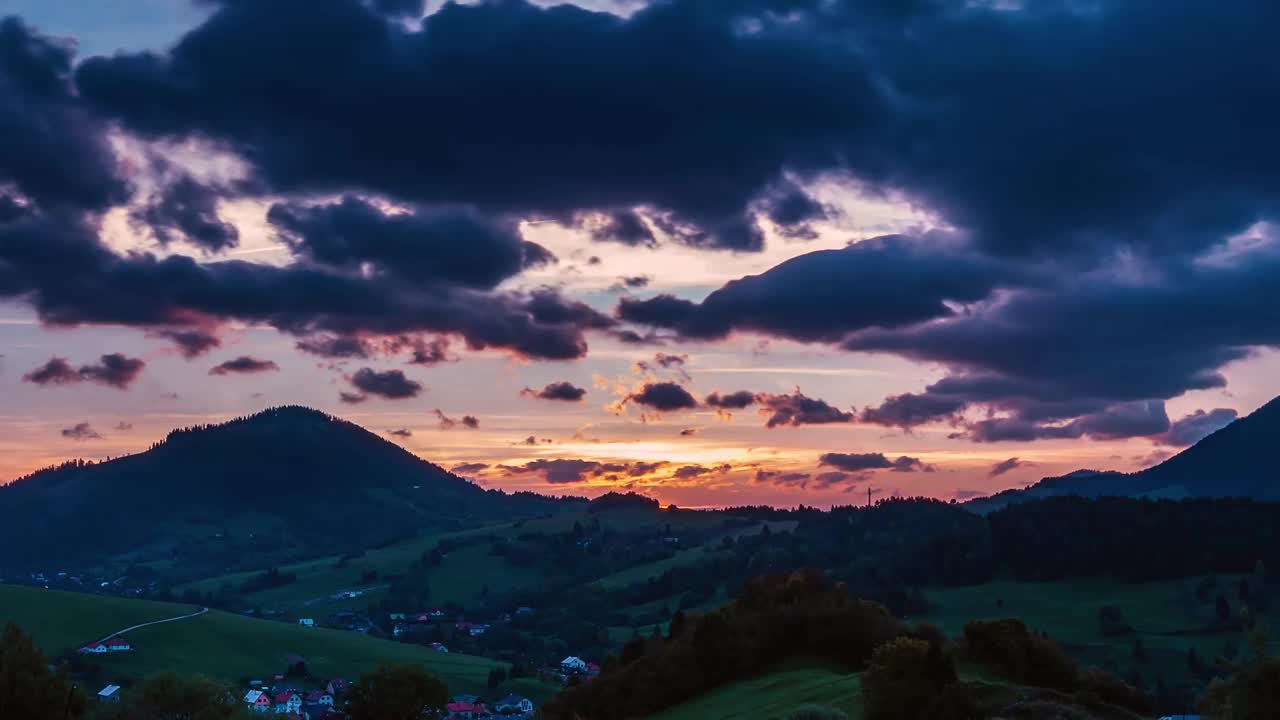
(97, 685, 121, 703)
(560, 656, 587, 673)
(515, 606, 535, 616)
(244, 690, 271, 712)
(81, 637, 131, 653)
(493, 694, 534, 714)
(304, 691, 333, 706)
(297, 618, 315, 627)
(456, 621, 489, 636)
(273, 691, 302, 714)
(389, 613, 406, 621)
(429, 642, 449, 653)
(445, 700, 488, 719)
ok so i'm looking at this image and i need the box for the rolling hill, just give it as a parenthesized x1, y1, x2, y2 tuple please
(0, 406, 573, 575)
(967, 394, 1280, 513)
(0, 583, 505, 693)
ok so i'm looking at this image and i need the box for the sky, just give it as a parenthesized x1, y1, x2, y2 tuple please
(2, 0, 1278, 508)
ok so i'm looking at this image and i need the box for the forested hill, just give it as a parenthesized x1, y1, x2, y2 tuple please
(0, 406, 573, 574)
(967, 394, 1280, 513)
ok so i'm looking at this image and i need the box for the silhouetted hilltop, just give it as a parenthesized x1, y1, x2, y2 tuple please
(967, 395, 1280, 513)
(0, 406, 573, 573)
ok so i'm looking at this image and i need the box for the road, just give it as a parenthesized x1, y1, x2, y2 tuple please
(95, 606, 209, 643)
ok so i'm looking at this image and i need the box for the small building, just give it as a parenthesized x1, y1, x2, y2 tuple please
(429, 642, 449, 653)
(297, 618, 315, 627)
(494, 693, 535, 714)
(560, 656, 587, 673)
(244, 690, 271, 712)
(273, 691, 302, 714)
(80, 641, 109, 654)
(105, 637, 131, 652)
(97, 685, 121, 703)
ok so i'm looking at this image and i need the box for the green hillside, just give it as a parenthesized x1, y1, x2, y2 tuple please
(178, 504, 741, 614)
(0, 584, 504, 693)
(645, 666, 864, 720)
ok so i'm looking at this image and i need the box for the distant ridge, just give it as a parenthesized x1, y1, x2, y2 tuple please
(966, 395, 1280, 513)
(0, 406, 573, 574)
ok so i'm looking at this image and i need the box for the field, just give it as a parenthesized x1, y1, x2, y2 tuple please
(913, 576, 1278, 692)
(0, 584, 505, 693)
(646, 665, 864, 720)
(179, 506, 748, 615)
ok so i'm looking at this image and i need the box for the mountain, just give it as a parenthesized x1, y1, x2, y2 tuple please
(967, 395, 1280, 513)
(0, 406, 572, 574)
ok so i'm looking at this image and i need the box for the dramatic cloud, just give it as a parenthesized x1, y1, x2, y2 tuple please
(754, 470, 812, 488)
(501, 459, 602, 484)
(24, 354, 145, 390)
(386, 428, 412, 438)
(338, 391, 366, 404)
(349, 368, 422, 400)
(705, 391, 756, 410)
(671, 464, 730, 480)
(61, 422, 103, 440)
(132, 175, 239, 253)
(757, 391, 853, 428)
(297, 334, 373, 359)
(988, 458, 1026, 478)
(819, 453, 930, 473)
(522, 381, 587, 402)
(434, 409, 479, 430)
(619, 234, 1018, 342)
(209, 356, 279, 375)
(268, 196, 552, 289)
(1156, 408, 1238, 447)
(628, 382, 698, 412)
(451, 462, 488, 474)
(149, 328, 221, 358)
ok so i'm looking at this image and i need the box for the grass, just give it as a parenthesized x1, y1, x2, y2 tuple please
(646, 665, 864, 720)
(0, 584, 505, 694)
(178, 506, 750, 615)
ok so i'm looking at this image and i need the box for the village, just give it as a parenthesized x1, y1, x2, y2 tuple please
(73, 604, 604, 720)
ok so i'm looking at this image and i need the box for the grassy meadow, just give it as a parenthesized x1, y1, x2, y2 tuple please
(0, 584, 504, 693)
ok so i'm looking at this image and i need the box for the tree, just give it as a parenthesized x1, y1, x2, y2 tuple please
(863, 637, 955, 720)
(0, 623, 85, 720)
(96, 672, 246, 720)
(348, 664, 449, 720)
(1216, 592, 1233, 624)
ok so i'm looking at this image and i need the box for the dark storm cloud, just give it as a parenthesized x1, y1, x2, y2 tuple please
(61, 422, 103, 440)
(0, 18, 126, 211)
(819, 452, 928, 473)
(131, 176, 239, 253)
(757, 391, 853, 428)
(987, 458, 1025, 478)
(591, 210, 657, 248)
(269, 196, 551, 289)
(349, 367, 422, 399)
(296, 334, 373, 359)
(24, 354, 145, 389)
(149, 328, 221, 358)
(522, 381, 587, 402)
(1157, 408, 1238, 447)
(617, 234, 1018, 342)
(209, 356, 279, 375)
(74, 0, 890, 251)
(705, 390, 756, 410)
(672, 463, 730, 480)
(628, 382, 698, 411)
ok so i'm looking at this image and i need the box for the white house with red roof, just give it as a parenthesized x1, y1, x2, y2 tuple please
(80, 637, 132, 654)
(272, 691, 302, 714)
